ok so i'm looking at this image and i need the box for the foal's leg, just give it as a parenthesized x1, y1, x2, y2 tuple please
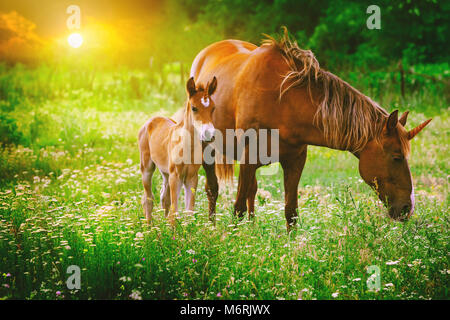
(184, 170, 199, 212)
(160, 171, 171, 217)
(141, 160, 156, 223)
(203, 161, 218, 222)
(280, 146, 308, 233)
(168, 172, 182, 226)
(247, 175, 258, 220)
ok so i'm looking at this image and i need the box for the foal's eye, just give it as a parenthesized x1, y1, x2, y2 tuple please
(191, 106, 198, 112)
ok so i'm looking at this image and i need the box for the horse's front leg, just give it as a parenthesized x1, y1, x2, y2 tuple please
(184, 167, 199, 212)
(160, 171, 171, 217)
(280, 146, 308, 233)
(168, 171, 182, 226)
(203, 161, 218, 222)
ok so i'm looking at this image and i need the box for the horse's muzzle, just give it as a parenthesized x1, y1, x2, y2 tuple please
(388, 203, 413, 221)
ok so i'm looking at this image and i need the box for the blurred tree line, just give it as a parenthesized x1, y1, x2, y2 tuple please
(0, 0, 448, 71)
(176, 0, 449, 70)
(1, 0, 448, 148)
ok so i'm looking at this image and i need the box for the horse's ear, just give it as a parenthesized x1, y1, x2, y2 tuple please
(399, 111, 409, 126)
(207, 76, 217, 96)
(386, 110, 399, 134)
(186, 77, 196, 98)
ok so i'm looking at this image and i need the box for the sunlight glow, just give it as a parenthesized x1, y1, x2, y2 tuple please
(68, 33, 83, 48)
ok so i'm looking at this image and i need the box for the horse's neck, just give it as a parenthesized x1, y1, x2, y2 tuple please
(181, 111, 193, 135)
(302, 85, 383, 153)
(285, 85, 362, 152)
(177, 110, 198, 145)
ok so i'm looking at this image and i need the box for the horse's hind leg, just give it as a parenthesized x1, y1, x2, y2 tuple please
(141, 160, 156, 223)
(247, 175, 258, 220)
(234, 163, 258, 219)
(280, 146, 308, 233)
(160, 171, 171, 217)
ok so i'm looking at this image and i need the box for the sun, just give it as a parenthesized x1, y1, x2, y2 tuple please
(68, 33, 83, 48)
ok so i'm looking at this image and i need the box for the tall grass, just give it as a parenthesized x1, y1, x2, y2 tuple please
(0, 63, 448, 299)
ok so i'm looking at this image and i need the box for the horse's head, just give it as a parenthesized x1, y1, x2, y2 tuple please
(186, 76, 217, 142)
(358, 110, 431, 221)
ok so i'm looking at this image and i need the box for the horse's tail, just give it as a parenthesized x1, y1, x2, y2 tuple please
(215, 154, 234, 185)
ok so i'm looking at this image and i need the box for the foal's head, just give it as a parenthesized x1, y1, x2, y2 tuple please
(358, 110, 431, 221)
(186, 76, 217, 141)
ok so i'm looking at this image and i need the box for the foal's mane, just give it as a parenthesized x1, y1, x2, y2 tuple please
(262, 28, 399, 153)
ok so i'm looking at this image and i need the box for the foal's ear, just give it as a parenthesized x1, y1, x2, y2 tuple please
(386, 110, 399, 134)
(186, 77, 197, 98)
(207, 76, 217, 96)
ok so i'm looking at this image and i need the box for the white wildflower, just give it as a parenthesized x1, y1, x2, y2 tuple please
(129, 290, 142, 300)
(115, 177, 126, 184)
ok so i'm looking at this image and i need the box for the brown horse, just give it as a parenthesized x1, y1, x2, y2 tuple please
(138, 76, 217, 225)
(190, 29, 431, 231)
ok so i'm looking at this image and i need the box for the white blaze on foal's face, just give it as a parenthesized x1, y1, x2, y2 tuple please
(185, 76, 218, 142)
(201, 96, 210, 107)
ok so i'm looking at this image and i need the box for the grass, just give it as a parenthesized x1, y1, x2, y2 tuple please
(0, 64, 448, 300)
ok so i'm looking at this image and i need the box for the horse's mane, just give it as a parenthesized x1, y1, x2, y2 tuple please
(262, 28, 405, 153)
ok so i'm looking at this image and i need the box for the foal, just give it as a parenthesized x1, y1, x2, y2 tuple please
(138, 76, 217, 225)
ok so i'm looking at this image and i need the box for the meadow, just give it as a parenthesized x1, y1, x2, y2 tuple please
(0, 63, 448, 300)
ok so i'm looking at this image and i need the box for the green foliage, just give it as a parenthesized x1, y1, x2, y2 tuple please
(0, 175, 448, 299)
(177, 0, 449, 70)
(0, 113, 23, 146)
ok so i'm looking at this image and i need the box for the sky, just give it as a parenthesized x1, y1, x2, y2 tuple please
(0, 0, 162, 37)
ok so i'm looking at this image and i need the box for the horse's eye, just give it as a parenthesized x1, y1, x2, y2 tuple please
(392, 154, 404, 161)
(191, 106, 198, 112)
